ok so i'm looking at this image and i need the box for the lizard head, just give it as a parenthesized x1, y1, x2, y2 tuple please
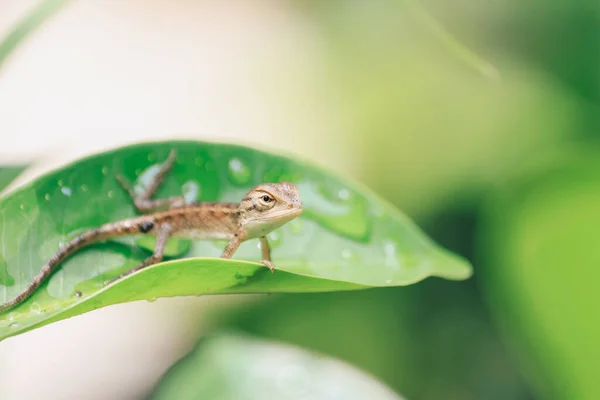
(239, 182, 303, 239)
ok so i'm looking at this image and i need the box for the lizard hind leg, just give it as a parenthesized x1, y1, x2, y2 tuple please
(116, 149, 186, 213)
(104, 224, 172, 285)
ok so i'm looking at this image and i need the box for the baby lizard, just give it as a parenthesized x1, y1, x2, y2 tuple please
(0, 150, 303, 313)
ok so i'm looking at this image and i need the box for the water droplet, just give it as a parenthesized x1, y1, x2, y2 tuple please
(383, 240, 400, 268)
(372, 205, 385, 219)
(44, 194, 51, 201)
(9, 322, 19, 329)
(337, 189, 351, 200)
(19, 204, 24, 210)
(194, 156, 204, 167)
(101, 166, 108, 175)
(57, 179, 64, 187)
(341, 248, 360, 263)
(384, 241, 396, 257)
(30, 302, 42, 314)
(289, 219, 304, 234)
(294, 181, 369, 241)
(182, 181, 200, 203)
(75, 291, 82, 298)
(8, 312, 18, 321)
(61, 187, 72, 197)
(148, 153, 157, 162)
(228, 158, 251, 185)
(80, 184, 88, 192)
(107, 190, 114, 198)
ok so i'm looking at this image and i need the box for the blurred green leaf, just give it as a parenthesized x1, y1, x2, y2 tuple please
(402, 0, 499, 80)
(0, 141, 471, 341)
(209, 282, 532, 400)
(478, 146, 600, 399)
(299, 0, 581, 218)
(150, 333, 405, 400)
(0, 0, 72, 68)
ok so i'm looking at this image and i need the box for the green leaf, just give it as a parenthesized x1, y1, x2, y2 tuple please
(402, 0, 500, 81)
(0, 141, 471, 341)
(149, 333, 405, 400)
(478, 148, 600, 399)
(0, 166, 27, 192)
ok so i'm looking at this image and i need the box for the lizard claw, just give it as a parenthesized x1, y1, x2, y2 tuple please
(260, 260, 275, 273)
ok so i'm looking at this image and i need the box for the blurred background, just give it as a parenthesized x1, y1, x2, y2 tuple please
(0, 0, 598, 399)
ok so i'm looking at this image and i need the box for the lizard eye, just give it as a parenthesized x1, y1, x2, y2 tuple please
(261, 195, 273, 203)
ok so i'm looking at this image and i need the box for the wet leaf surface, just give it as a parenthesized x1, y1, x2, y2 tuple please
(0, 141, 471, 340)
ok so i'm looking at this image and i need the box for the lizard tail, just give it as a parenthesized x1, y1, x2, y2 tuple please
(0, 220, 146, 313)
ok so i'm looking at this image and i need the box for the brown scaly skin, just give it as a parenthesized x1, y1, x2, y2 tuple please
(0, 150, 303, 313)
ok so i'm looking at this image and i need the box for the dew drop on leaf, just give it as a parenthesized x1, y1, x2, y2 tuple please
(8, 322, 19, 329)
(228, 158, 251, 185)
(30, 302, 42, 314)
(295, 181, 369, 241)
(182, 181, 200, 203)
(44, 194, 50, 201)
(384, 241, 396, 257)
(372, 204, 385, 219)
(341, 248, 360, 263)
(337, 188, 351, 200)
(383, 240, 400, 268)
(61, 187, 72, 197)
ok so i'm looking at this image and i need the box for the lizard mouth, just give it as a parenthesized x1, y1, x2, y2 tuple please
(261, 207, 303, 222)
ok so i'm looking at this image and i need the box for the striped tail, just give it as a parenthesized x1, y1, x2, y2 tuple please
(0, 220, 145, 313)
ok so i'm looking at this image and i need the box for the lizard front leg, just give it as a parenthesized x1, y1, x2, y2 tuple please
(220, 233, 275, 273)
(259, 236, 275, 273)
(104, 224, 172, 285)
(221, 234, 242, 259)
(116, 149, 185, 213)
